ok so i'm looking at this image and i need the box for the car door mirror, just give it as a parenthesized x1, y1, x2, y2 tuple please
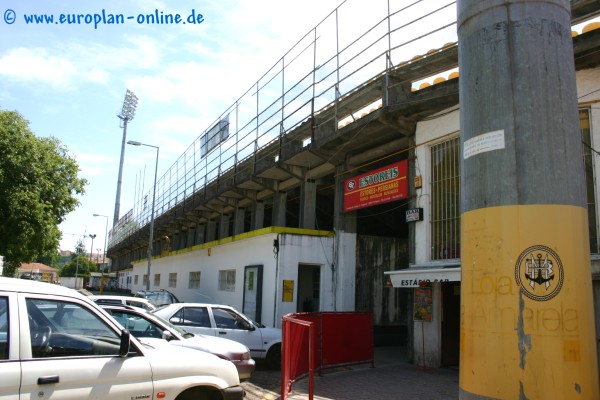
(162, 330, 174, 341)
(119, 329, 131, 357)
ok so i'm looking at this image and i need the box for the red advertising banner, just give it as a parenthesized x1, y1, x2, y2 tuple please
(343, 160, 408, 212)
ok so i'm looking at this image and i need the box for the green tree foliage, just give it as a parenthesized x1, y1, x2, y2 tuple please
(59, 240, 98, 278)
(0, 109, 87, 276)
(60, 253, 98, 278)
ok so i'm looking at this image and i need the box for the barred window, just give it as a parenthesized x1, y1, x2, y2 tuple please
(218, 270, 236, 292)
(153, 273, 160, 287)
(134, 275, 139, 285)
(581, 109, 598, 254)
(168, 273, 177, 288)
(143, 274, 148, 286)
(431, 137, 461, 261)
(189, 271, 201, 289)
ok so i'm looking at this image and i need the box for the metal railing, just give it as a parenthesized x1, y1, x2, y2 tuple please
(109, 0, 458, 248)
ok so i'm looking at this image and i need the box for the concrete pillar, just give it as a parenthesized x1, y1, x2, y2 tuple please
(187, 228, 195, 247)
(332, 165, 357, 312)
(234, 208, 245, 235)
(196, 223, 206, 244)
(219, 214, 230, 239)
(206, 220, 217, 242)
(300, 179, 317, 229)
(251, 201, 265, 230)
(458, 1, 599, 398)
(272, 191, 287, 227)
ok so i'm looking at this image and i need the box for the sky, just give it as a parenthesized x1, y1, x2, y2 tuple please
(0, 0, 349, 255)
(1, 0, 597, 258)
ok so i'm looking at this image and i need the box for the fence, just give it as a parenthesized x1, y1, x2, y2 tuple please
(281, 312, 373, 400)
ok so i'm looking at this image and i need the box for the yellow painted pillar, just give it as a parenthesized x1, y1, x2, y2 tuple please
(457, 0, 599, 398)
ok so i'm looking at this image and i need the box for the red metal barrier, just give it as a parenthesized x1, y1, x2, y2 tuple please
(281, 312, 373, 400)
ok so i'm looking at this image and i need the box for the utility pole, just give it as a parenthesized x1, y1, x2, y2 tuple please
(457, 0, 599, 398)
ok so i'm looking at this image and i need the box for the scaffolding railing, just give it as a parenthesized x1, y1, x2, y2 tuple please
(108, 0, 458, 248)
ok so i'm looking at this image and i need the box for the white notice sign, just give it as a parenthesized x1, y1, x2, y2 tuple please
(463, 130, 505, 159)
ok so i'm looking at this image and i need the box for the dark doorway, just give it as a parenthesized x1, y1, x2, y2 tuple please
(297, 264, 321, 312)
(441, 282, 460, 366)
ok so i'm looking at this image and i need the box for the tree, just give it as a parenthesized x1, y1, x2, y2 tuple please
(0, 109, 87, 276)
(60, 244, 98, 278)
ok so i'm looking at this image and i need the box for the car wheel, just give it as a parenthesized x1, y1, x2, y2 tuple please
(266, 343, 281, 370)
(175, 386, 219, 400)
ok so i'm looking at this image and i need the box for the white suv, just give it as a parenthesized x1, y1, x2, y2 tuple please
(0, 277, 244, 400)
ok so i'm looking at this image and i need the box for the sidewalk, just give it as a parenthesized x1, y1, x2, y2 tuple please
(244, 347, 460, 400)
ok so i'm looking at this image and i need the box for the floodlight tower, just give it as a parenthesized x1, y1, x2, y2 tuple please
(113, 89, 139, 227)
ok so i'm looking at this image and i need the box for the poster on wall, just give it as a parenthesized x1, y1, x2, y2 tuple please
(413, 286, 433, 321)
(343, 160, 408, 212)
(282, 280, 294, 302)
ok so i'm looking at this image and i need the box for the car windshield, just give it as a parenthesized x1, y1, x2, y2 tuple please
(137, 291, 179, 307)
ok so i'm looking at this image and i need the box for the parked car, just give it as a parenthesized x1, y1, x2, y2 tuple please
(101, 304, 255, 381)
(153, 303, 282, 368)
(0, 277, 244, 400)
(134, 289, 180, 307)
(90, 295, 156, 311)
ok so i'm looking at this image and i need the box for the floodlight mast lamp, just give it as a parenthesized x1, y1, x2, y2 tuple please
(113, 89, 139, 227)
(88, 234, 96, 262)
(127, 140, 159, 291)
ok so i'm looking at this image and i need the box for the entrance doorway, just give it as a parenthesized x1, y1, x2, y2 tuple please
(297, 264, 321, 312)
(242, 265, 263, 323)
(441, 282, 460, 366)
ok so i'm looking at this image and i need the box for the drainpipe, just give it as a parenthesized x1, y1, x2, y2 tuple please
(272, 234, 280, 327)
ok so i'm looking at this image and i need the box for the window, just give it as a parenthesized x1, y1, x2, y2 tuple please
(581, 109, 598, 254)
(431, 137, 461, 261)
(26, 298, 121, 358)
(218, 270, 236, 292)
(153, 274, 160, 287)
(212, 308, 242, 329)
(168, 273, 177, 288)
(107, 310, 163, 339)
(189, 271, 201, 289)
(172, 307, 211, 327)
(0, 297, 8, 360)
(143, 274, 148, 286)
(134, 275, 139, 285)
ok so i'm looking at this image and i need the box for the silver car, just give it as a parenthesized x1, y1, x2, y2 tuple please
(153, 303, 282, 369)
(102, 305, 255, 381)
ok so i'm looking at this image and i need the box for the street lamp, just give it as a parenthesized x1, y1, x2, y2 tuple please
(93, 213, 109, 269)
(88, 234, 96, 262)
(113, 89, 139, 227)
(127, 140, 159, 291)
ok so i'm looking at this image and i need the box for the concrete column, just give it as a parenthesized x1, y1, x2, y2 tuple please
(458, 1, 599, 398)
(206, 220, 217, 242)
(219, 214, 230, 239)
(251, 201, 265, 230)
(272, 191, 287, 227)
(332, 165, 357, 312)
(300, 179, 316, 229)
(196, 223, 206, 244)
(234, 208, 245, 235)
(187, 228, 195, 247)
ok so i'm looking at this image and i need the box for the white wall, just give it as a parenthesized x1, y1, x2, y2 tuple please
(414, 107, 460, 266)
(577, 66, 600, 276)
(129, 230, 337, 328)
